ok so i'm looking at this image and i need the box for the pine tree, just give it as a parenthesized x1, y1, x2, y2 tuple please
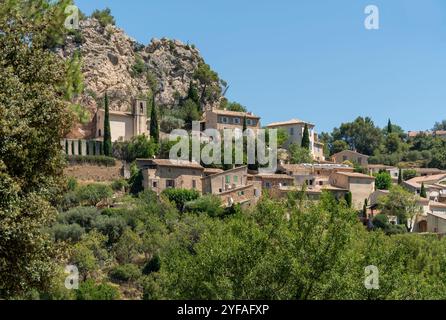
(150, 94, 159, 143)
(398, 168, 403, 185)
(301, 123, 311, 150)
(420, 182, 427, 198)
(103, 92, 112, 156)
(387, 119, 393, 134)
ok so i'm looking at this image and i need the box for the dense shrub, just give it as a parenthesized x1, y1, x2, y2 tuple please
(66, 155, 116, 167)
(375, 172, 392, 190)
(109, 264, 141, 282)
(403, 169, 417, 181)
(91, 8, 116, 27)
(113, 135, 158, 162)
(184, 195, 224, 217)
(76, 184, 113, 206)
(58, 207, 99, 230)
(53, 223, 85, 242)
(143, 255, 161, 275)
(162, 188, 200, 211)
(94, 215, 127, 245)
(76, 279, 120, 300)
(111, 179, 129, 192)
(160, 116, 185, 133)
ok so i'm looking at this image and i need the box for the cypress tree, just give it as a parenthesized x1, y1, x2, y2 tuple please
(345, 192, 352, 208)
(150, 94, 160, 143)
(71, 140, 75, 155)
(243, 115, 247, 132)
(387, 119, 393, 134)
(363, 199, 368, 217)
(65, 140, 69, 155)
(78, 140, 82, 156)
(301, 123, 310, 150)
(420, 182, 427, 198)
(103, 92, 112, 156)
(398, 168, 402, 185)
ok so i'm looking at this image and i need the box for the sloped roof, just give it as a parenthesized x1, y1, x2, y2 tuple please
(333, 171, 375, 180)
(267, 118, 315, 127)
(332, 150, 370, 159)
(210, 109, 260, 119)
(136, 158, 204, 170)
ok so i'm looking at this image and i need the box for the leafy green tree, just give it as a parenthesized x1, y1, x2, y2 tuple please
(150, 95, 160, 143)
(0, 3, 73, 298)
(331, 140, 349, 155)
(331, 117, 383, 155)
(378, 186, 420, 230)
(193, 62, 220, 108)
(301, 123, 310, 149)
(184, 195, 225, 217)
(289, 143, 312, 164)
(375, 172, 392, 190)
(162, 189, 200, 211)
(433, 120, 446, 131)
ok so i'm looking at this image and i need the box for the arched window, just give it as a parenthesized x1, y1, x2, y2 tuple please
(98, 129, 102, 137)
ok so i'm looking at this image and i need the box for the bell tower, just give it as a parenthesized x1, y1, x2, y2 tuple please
(133, 99, 148, 136)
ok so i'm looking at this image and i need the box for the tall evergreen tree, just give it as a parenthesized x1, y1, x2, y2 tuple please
(150, 94, 159, 144)
(387, 119, 393, 134)
(420, 182, 427, 198)
(398, 168, 403, 185)
(243, 115, 247, 132)
(344, 192, 352, 208)
(301, 123, 311, 150)
(103, 92, 112, 156)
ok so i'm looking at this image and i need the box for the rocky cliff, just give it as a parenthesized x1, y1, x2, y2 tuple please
(61, 18, 222, 137)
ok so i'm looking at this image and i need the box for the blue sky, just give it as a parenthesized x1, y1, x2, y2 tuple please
(75, 0, 446, 133)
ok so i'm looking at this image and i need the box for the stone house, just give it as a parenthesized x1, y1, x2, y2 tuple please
(329, 171, 375, 209)
(202, 166, 262, 207)
(402, 174, 446, 203)
(427, 202, 446, 234)
(136, 159, 204, 194)
(202, 108, 261, 132)
(331, 150, 369, 166)
(95, 99, 148, 142)
(278, 163, 354, 187)
(366, 164, 399, 182)
(266, 119, 325, 161)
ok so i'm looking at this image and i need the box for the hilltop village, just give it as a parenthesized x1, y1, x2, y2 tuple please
(63, 95, 446, 235)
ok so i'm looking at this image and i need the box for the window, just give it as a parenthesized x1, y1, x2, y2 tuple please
(98, 129, 102, 137)
(289, 127, 294, 135)
(225, 175, 231, 184)
(246, 119, 253, 126)
(265, 182, 271, 189)
(166, 180, 175, 188)
(152, 181, 158, 188)
(234, 176, 239, 184)
(233, 118, 240, 124)
(220, 117, 228, 124)
(238, 191, 245, 196)
(192, 180, 197, 189)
